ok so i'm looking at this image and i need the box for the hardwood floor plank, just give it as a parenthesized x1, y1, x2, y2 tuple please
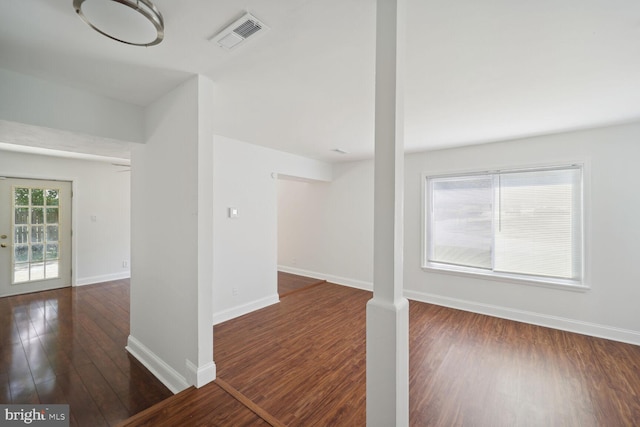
(54, 365, 109, 427)
(5, 275, 640, 427)
(75, 362, 131, 426)
(0, 373, 11, 402)
(215, 281, 640, 427)
(215, 378, 286, 427)
(118, 382, 271, 427)
(277, 271, 325, 297)
(215, 282, 370, 426)
(0, 280, 171, 425)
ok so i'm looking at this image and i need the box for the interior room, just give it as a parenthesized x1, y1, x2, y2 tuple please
(1, 1, 640, 426)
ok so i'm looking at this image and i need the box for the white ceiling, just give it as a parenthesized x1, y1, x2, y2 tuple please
(2, 0, 640, 163)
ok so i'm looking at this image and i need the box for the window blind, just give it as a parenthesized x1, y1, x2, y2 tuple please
(427, 165, 582, 282)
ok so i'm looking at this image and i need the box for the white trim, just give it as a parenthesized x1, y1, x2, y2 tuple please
(277, 265, 373, 291)
(420, 265, 589, 292)
(185, 359, 216, 388)
(404, 289, 640, 346)
(0, 283, 69, 298)
(75, 271, 130, 286)
(71, 179, 78, 286)
(126, 335, 190, 394)
(212, 294, 279, 325)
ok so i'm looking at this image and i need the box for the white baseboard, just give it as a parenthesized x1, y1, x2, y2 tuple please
(404, 289, 640, 346)
(76, 271, 130, 286)
(278, 266, 640, 346)
(277, 265, 373, 291)
(185, 359, 216, 389)
(126, 335, 189, 394)
(212, 294, 279, 325)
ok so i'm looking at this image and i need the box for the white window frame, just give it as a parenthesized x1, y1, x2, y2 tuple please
(421, 163, 589, 291)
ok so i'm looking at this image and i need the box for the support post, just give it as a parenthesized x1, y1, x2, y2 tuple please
(366, 0, 408, 426)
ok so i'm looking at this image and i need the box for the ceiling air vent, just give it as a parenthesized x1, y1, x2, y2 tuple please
(211, 13, 268, 50)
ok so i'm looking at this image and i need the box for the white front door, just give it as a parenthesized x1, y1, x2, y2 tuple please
(0, 178, 72, 297)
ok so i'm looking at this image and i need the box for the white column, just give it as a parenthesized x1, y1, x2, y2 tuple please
(129, 75, 215, 393)
(366, 0, 408, 426)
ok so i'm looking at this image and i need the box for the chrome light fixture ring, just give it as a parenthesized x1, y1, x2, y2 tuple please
(73, 0, 164, 47)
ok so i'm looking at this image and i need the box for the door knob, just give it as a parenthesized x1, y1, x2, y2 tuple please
(0, 235, 6, 239)
(0, 243, 6, 248)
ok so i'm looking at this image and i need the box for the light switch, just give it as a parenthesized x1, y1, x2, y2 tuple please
(90, 214, 97, 222)
(228, 207, 239, 219)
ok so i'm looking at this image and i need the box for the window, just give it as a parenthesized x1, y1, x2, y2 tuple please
(12, 187, 61, 283)
(424, 165, 584, 288)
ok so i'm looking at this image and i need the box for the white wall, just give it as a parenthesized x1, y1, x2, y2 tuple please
(278, 122, 640, 345)
(212, 135, 332, 324)
(278, 160, 374, 290)
(129, 75, 214, 393)
(0, 150, 130, 285)
(0, 67, 143, 143)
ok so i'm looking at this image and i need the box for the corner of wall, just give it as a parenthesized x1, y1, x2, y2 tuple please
(185, 359, 216, 388)
(125, 335, 190, 394)
(212, 294, 280, 325)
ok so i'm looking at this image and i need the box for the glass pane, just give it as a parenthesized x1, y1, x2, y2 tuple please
(46, 208, 59, 224)
(15, 208, 29, 224)
(46, 243, 59, 260)
(45, 261, 59, 278)
(494, 168, 582, 279)
(46, 189, 59, 206)
(15, 188, 29, 206)
(14, 245, 29, 262)
(14, 263, 29, 283)
(31, 262, 45, 281)
(46, 225, 59, 242)
(31, 189, 44, 206)
(32, 208, 44, 224)
(430, 176, 493, 269)
(32, 244, 44, 262)
(31, 226, 44, 243)
(14, 226, 28, 244)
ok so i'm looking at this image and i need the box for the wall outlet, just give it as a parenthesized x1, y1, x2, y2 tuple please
(232, 287, 238, 296)
(122, 260, 128, 268)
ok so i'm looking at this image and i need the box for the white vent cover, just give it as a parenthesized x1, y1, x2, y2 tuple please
(211, 13, 268, 50)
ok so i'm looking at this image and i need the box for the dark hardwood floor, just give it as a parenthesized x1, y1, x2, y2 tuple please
(277, 271, 325, 297)
(0, 280, 172, 426)
(4, 278, 640, 426)
(215, 282, 640, 426)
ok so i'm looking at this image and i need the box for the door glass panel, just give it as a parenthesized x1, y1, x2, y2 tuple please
(11, 186, 62, 284)
(14, 245, 28, 262)
(31, 262, 45, 280)
(14, 263, 29, 283)
(32, 244, 44, 262)
(32, 208, 44, 224)
(15, 208, 28, 224)
(46, 225, 58, 242)
(31, 189, 44, 206)
(45, 261, 59, 278)
(46, 190, 59, 206)
(14, 226, 28, 244)
(15, 188, 29, 205)
(46, 208, 59, 224)
(31, 226, 44, 243)
(46, 243, 58, 259)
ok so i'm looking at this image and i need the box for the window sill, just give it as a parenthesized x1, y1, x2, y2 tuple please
(421, 263, 589, 292)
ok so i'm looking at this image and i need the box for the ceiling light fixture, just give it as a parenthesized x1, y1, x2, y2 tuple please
(73, 0, 164, 47)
